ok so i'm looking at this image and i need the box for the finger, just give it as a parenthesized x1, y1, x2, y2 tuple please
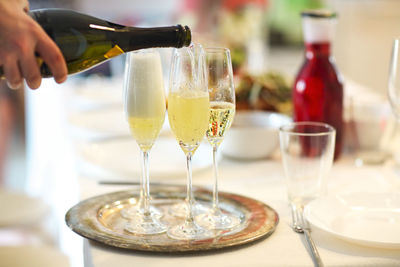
(36, 35, 67, 84)
(19, 53, 42, 89)
(2, 59, 23, 89)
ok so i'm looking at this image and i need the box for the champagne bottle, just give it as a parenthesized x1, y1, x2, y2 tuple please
(0, 8, 191, 78)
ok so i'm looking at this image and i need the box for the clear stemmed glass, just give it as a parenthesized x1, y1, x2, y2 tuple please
(167, 45, 214, 240)
(122, 49, 167, 235)
(388, 39, 400, 118)
(196, 47, 240, 230)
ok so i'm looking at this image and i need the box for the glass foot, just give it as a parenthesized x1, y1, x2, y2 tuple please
(120, 205, 161, 219)
(125, 214, 167, 235)
(168, 200, 209, 218)
(167, 220, 215, 240)
(196, 209, 241, 230)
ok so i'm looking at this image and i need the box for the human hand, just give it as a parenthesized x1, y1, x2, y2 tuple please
(0, 0, 68, 89)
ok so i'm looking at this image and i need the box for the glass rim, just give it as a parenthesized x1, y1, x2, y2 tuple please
(129, 48, 157, 54)
(279, 121, 336, 136)
(205, 47, 230, 54)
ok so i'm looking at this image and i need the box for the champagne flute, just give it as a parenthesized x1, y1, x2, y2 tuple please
(387, 39, 400, 162)
(167, 45, 213, 240)
(196, 47, 240, 230)
(167, 45, 209, 218)
(389, 39, 400, 118)
(122, 49, 167, 235)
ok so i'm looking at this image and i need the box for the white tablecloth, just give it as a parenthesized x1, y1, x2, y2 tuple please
(78, 157, 400, 267)
(26, 79, 400, 267)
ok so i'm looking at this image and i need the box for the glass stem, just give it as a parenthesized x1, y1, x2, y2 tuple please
(185, 152, 195, 223)
(212, 144, 219, 211)
(141, 150, 151, 217)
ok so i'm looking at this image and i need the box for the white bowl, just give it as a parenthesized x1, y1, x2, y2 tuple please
(221, 111, 292, 159)
(344, 101, 391, 150)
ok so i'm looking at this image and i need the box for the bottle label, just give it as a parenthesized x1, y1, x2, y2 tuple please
(36, 57, 44, 67)
(104, 45, 124, 59)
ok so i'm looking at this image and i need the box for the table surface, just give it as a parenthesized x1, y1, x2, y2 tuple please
(78, 158, 400, 267)
(25, 79, 400, 267)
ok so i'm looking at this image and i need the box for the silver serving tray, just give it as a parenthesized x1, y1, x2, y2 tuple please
(65, 184, 279, 252)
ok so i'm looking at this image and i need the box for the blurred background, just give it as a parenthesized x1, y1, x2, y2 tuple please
(3, 0, 400, 189)
(0, 0, 399, 264)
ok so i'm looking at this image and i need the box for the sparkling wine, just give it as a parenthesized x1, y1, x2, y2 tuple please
(206, 101, 235, 146)
(168, 91, 210, 154)
(127, 116, 165, 151)
(125, 51, 165, 151)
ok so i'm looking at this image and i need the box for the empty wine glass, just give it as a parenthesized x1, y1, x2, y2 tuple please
(122, 49, 167, 235)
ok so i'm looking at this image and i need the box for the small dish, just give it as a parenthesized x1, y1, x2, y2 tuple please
(304, 192, 400, 249)
(221, 111, 291, 159)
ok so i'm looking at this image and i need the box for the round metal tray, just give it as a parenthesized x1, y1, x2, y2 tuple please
(65, 185, 279, 252)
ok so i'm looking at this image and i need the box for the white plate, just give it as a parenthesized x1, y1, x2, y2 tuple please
(68, 107, 129, 139)
(68, 108, 172, 140)
(0, 190, 49, 227)
(304, 193, 400, 249)
(0, 246, 69, 267)
(70, 77, 123, 108)
(78, 136, 215, 178)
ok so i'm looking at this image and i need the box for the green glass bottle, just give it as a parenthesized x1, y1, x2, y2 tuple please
(0, 9, 191, 78)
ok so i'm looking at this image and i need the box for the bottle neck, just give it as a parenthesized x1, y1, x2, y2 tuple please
(118, 25, 191, 52)
(301, 15, 335, 60)
(304, 42, 331, 59)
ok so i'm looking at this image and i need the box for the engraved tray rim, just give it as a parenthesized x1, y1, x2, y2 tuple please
(65, 185, 279, 253)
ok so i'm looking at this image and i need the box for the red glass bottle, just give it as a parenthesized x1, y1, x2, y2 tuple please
(293, 10, 343, 159)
